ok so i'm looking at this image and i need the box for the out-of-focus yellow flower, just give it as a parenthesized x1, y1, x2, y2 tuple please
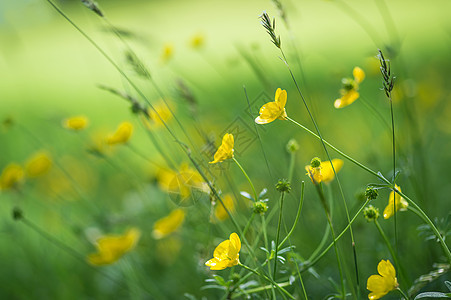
(209, 133, 234, 164)
(152, 209, 185, 239)
(25, 151, 52, 178)
(205, 233, 241, 270)
(213, 194, 235, 222)
(334, 67, 365, 109)
(383, 185, 408, 219)
(190, 33, 205, 49)
(157, 163, 208, 203)
(106, 121, 133, 145)
(0, 163, 24, 190)
(367, 259, 398, 299)
(87, 228, 141, 266)
(63, 116, 88, 130)
(255, 88, 288, 124)
(305, 158, 343, 184)
(141, 102, 173, 129)
(161, 43, 174, 63)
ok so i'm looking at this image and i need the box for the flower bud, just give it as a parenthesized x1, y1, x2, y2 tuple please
(363, 205, 379, 222)
(275, 179, 291, 193)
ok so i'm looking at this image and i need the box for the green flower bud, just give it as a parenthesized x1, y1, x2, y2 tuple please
(365, 187, 379, 200)
(286, 139, 299, 153)
(363, 205, 379, 222)
(275, 179, 291, 193)
(253, 200, 268, 215)
(310, 157, 321, 168)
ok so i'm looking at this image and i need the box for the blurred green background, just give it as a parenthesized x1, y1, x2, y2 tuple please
(1, 0, 451, 299)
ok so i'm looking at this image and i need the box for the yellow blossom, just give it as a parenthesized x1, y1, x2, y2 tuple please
(213, 194, 235, 222)
(106, 121, 133, 145)
(63, 116, 88, 130)
(0, 163, 24, 190)
(255, 88, 288, 124)
(305, 159, 343, 184)
(152, 209, 186, 239)
(161, 43, 174, 63)
(334, 67, 365, 108)
(141, 102, 173, 129)
(87, 228, 141, 266)
(209, 133, 234, 164)
(190, 33, 205, 49)
(383, 185, 408, 219)
(205, 233, 241, 270)
(157, 163, 207, 203)
(367, 259, 399, 299)
(25, 151, 52, 178)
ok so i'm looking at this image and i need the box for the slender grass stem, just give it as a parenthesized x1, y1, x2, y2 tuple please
(231, 281, 292, 299)
(278, 182, 304, 251)
(238, 263, 295, 299)
(396, 287, 409, 300)
(242, 212, 255, 237)
(273, 192, 285, 279)
(389, 98, 398, 256)
(232, 157, 258, 202)
(261, 214, 277, 299)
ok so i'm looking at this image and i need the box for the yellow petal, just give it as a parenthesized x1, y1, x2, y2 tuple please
(383, 185, 407, 219)
(209, 133, 234, 164)
(275, 88, 287, 109)
(320, 159, 344, 183)
(213, 240, 231, 261)
(205, 258, 228, 270)
(0, 163, 24, 190)
(214, 194, 235, 222)
(63, 116, 88, 130)
(107, 122, 133, 145)
(334, 89, 360, 108)
(255, 102, 282, 124)
(228, 233, 241, 260)
(378, 260, 396, 279)
(353, 66, 365, 84)
(152, 209, 185, 239)
(25, 152, 52, 178)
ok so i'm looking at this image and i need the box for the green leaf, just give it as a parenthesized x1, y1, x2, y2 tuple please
(414, 292, 451, 299)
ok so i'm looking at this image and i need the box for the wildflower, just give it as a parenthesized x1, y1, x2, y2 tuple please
(383, 185, 408, 219)
(152, 209, 186, 239)
(25, 151, 52, 178)
(334, 67, 365, 109)
(142, 102, 173, 129)
(363, 205, 380, 222)
(255, 88, 288, 124)
(190, 33, 205, 49)
(253, 200, 268, 215)
(365, 187, 379, 201)
(0, 163, 24, 190)
(305, 158, 343, 184)
(286, 139, 299, 153)
(275, 179, 291, 193)
(213, 194, 235, 222)
(161, 43, 174, 63)
(63, 116, 88, 130)
(87, 228, 141, 266)
(106, 121, 133, 145)
(205, 233, 241, 270)
(367, 259, 399, 299)
(209, 133, 234, 164)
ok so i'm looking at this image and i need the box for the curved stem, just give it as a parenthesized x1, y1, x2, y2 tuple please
(232, 157, 258, 201)
(278, 182, 305, 251)
(273, 192, 286, 279)
(396, 287, 409, 300)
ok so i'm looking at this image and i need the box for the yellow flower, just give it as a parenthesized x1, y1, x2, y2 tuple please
(383, 185, 408, 219)
(334, 67, 365, 109)
(161, 43, 174, 63)
(0, 163, 24, 190)
(141, 102, 173, 129)
(205, 233, 241, 270)
(190, 33, 205, 49)
(152, 209, 186, 239)
(25, 151, 52, 178)
(305, 158, 343, 184)
(255, 88, 288, 124)
(367, 259, 399, 299)
(106, 121, 133, 145)
(213, 194, 235, 222)
(87, 228, 141, 266)
(63, 116, 88, 130)
(209, 133, 234, 164)
(156, 163, 207, 203)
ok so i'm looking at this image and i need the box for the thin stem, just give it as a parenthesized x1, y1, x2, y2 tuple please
(273, 192, 286, 279)
(389, 98, 398, 256)
(231, 281, 291, 299)
(238, 263, 295, 299)
(242, 212, 255, 237)
(278, 182, 304, 251)
(232, 157, 258, 201)
(396, 287, 409, 300)
(261, 214, 277, 299)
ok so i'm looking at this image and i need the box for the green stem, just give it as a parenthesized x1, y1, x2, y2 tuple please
(238, 263, 295, 299)
(261, 214, 277, 299)
(389, 97, 398, 256)
(232, 157, 258, 201)
(278, 182, 304, 251)
(273, 192, 286, 279)
(242, 213, 255, 237)
(396, 287, 410, 300)
(231, 281, 292, 299)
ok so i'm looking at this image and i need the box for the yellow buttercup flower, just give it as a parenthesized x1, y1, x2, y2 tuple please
(334, 67, 365, 109)
(255, 88, 288, 124)
(209, 133, 234, 164)
(141, 102, 173, 129)
(25, 151, 52, 178)
(367, 259, 399, 299)
(106, 121, 133, 145)
(87, 228, 141, 266)
(152, 209, 186, 239)
(305, 158, 343, 184)
(63, 116, 88, 130)
(383, 185, 408, 219)
(205, 233, 241, 270)
(213, 194, 235, 222)
(0, 163, 24, 190)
